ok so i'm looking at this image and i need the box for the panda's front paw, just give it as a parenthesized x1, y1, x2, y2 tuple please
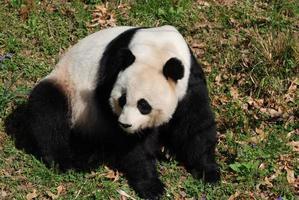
(191, 164, 220, 184)
(204, 165, 220, 183)
(132, 178, 165, 200)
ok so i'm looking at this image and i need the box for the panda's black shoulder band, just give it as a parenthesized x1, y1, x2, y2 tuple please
(96, 27, 142, 101)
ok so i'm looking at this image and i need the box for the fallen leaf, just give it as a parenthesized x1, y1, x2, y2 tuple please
(264, 177, 273, 188)
(1, 190, 7, 198)
(286, 130, 295, 138)
(179, 190, 187, 198)
(228, 191, 240, 200)
(259, 163, 266, 170)
(116, 189, 136, 200)
(249, 128, 267, 143)
(105, 167, 119, 182)
(256, 176, 274, 191)
(230, 87, 239, 99)
(46, 185, 64, 200)
(285, 167, 295, 184)
(26, 189, 38, 200)
(120, 195, 127, 200)
(87, 3, 116, 28)
(260, 107, 282, 118)
(288, 141, 299, 152)
(197, 0, 210, 7)
(46, 191, 58, 200)
(247, 97, 264, 109)
(215, 74, 222, 86)
(57, 185, 64, 196)
(215, 0, 236, 6)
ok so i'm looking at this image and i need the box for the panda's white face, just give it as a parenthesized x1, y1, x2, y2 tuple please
(110, 63, 178, 134)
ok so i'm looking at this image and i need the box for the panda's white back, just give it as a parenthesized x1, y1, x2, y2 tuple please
(40, 26, 132, 125)
(46, 26, 133, 91)
(45, 25, 189, 96)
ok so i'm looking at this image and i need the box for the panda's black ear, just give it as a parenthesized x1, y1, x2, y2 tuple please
(117, 48, 135, 70)
(163, 57, 184, 82)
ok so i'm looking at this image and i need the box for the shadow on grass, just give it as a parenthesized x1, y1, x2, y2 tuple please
(4, 103, 38, 156)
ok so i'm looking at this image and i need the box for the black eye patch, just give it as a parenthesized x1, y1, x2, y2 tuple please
(137, 98, 152, 115)
(118, 93, 126, 108)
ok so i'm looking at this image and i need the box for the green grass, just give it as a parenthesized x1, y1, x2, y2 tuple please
(0, 0, 298, 199)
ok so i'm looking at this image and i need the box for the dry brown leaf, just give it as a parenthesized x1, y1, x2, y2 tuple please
(215, 74, 222, 86)
(179, 190, 187, 198)
(286, 167, 295, 184)
(46, 191, 58, 200)
(288, 78, 298, 93)
(249, 128, 267, 143)
(197, 0, 210, 7)
(247, 97, 264, 109)
(260, 107, 282, 118)
(284, 78, 298, 103)
(26, 189, 38, 200)
(120, 195, 127, 200)
(19, 0, 36, 20)
(116, 189, 136, 200)
(259, 163, 266, 170)
(286, 130, 296, 138)
(1, 190, 7, 198)
(56, 185, 64, 195)
(264, 177, 273, 188)
(269, 170, 281, 180)
(46, 185, 64, 200)
(288, 141, 299, 152)
(215, 0, 236, 6)
(105, 167, 119, 182)
(87, 3, 116, 28)
(230, 87, 239, 99)
(228, 191, 240, 200)
(256, 176, 274, 190)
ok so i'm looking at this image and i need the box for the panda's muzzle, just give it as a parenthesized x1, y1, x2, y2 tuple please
(119, 122, 132, 128)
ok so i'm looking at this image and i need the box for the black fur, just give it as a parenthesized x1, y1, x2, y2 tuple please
(93, 27, 165, 199)
(163, 57, 184, 82)
(6, 28, 219, 199)
(26, 80, 73, 170)
(23, 27, 164, 199)
(160, 50, 220, 183)
(97, 27, 140, 102)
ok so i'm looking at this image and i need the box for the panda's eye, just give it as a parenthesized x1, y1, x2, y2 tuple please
(118, 93, 126, 108)
(137, 98, 152, 115)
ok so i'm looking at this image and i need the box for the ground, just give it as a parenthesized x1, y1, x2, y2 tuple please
(0, 0, 298, 199)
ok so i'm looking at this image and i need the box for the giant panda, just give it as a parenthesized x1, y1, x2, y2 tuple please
(26, 25, 219, 199)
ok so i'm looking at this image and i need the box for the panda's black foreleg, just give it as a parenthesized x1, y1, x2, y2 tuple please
(185, 126, 220, 183)
(161, 80, 220, 183)
(164, 125, 220, 183)
(27, 80, 73, 170)
(118, 135, 164, 199)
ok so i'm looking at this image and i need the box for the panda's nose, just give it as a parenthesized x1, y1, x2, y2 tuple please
(119, 122, 132, 128)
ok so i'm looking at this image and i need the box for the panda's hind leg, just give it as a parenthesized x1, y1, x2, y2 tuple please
(27, 80, 73, 170)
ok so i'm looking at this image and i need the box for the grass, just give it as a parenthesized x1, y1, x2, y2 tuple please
(0, 0, 298, 199)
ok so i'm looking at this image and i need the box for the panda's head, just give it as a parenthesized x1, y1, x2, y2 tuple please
(110, 51, 184, 134)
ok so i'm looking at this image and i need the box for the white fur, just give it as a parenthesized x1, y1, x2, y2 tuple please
(43, 26, 191, 132)
(110, 26, 191, 133)
(129, 26, 191, 100)
(110, 64, 178, 133)
(45, 26, 133, 125)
